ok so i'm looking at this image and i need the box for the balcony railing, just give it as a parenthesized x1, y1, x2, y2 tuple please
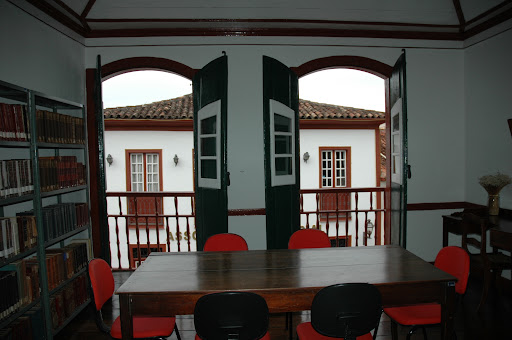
(106, 187, 386, 269)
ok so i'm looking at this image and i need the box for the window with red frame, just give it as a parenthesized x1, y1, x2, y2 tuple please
(127, 150, 163, 227)
(319, 147, 351, 221)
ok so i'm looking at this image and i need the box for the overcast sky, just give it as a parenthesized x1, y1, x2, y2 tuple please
(102, 68, 385, 112)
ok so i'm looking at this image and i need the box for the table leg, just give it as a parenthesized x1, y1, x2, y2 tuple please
(440, 281, 456, 340)
(119, 294, 134, 339)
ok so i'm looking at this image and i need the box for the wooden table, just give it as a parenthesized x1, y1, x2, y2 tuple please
(116, 245, 456, 339)
(489, 217, 512, 251)
(442, 211, 512, 310)
(443, 210, 512, 248)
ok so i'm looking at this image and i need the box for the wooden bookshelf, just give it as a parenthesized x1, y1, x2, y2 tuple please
(0, 79, 92, 340)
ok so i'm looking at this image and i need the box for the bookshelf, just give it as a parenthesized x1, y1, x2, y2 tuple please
(0, 80, 92, 340)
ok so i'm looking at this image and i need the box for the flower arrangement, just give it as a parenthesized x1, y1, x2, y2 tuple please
(479, 172, 512, 195)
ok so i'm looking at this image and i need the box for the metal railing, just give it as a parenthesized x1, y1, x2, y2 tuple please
(106, 187, 386, 269)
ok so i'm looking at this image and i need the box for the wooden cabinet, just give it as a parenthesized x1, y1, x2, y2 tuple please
(0, 80, 92, 339)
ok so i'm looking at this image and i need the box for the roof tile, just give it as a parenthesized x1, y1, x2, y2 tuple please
(104, 94, 385, 120)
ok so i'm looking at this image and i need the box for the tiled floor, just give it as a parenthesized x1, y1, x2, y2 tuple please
(55, 272, 511, 340)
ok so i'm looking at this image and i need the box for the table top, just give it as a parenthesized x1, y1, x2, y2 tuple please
(117, 245, 455, 296)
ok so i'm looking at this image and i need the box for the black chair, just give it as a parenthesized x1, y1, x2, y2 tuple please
(296, 283, 382, 340)
(194, 291, 270, 340)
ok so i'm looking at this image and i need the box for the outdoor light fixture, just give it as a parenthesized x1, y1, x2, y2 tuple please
(303, 152, 310, 163)
(366, 220, 374, 239)
(106, 154, 113, 167)
(173, 154, 179, 166)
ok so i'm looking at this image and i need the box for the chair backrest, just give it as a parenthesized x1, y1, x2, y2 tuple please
(203, 233, 249, 251)
(88, 258, 116, 311)
(310, 283, 382, 340)
(288, 229, 331, 249)
(194, 291, 269, 340)
(434, 246, 471, 295)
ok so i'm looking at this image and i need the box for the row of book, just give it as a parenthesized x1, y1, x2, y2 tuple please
(0, 156, 87, 199)
(0, 305, 44, 340)
(18, 202, 89, 244)
(49, 273, 88, 331)
(0, 239, 90, 322)
(39, 156, 87, 193)
(0, 273, 89, 339)
(0, 104, 85, 145)
(0, 203, 89, 260)
(0, 159, 33, 199)
(0, 104, 29, 142)
(0, 216, 37, 259)
(36, 109, 85, 145)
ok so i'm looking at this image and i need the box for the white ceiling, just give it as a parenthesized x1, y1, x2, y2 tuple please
(18, 0, 512, 39)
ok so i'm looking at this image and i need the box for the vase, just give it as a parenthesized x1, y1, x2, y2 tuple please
(488, 194, 500, 215)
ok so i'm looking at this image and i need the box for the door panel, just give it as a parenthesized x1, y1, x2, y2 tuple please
(263, 56, 300, 249)
(193, 56, 228, 250)
(94, 55, 110, 262)
(389, 51, 408, 248)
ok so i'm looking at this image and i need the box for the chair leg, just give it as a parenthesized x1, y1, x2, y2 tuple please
(174, 323, 181, 340)
(288, 312, 293, 340)
(420, 326, 427, 340)
(477, 268, 492, 312)
(406, 325, 427, 340)
(390, 320, 399, 340)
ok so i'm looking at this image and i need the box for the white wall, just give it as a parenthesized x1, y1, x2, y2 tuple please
(104, 130, 194, 192)
(0, 0, 85, 103)
(300, 129, 381, 246)
(104, 130, 195, 267)
(464, 29, 512, 208)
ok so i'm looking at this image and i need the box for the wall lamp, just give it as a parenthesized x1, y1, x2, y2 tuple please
(366, 220, 374, 239)
(303, 152, 310, 163)
(106, 154, 113, 167)
(173, 154, 179, 166)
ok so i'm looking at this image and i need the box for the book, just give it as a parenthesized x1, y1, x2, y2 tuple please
(24, 306, 44, 340)
(0, 260, 28, 306)
(0, 270, 20, 319)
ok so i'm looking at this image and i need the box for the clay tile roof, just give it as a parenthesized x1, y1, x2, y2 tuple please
(104, 94, 385, 120)
(298, 99, 385, 120)
(104, 94, 194, 120)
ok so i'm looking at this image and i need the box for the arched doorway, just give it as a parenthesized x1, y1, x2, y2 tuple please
(86, 57, 197, 262)
(293, 56, 395, 245)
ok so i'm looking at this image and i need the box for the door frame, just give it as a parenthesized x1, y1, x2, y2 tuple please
(292, 56, 394, 244)
(85, 57, 197, 259)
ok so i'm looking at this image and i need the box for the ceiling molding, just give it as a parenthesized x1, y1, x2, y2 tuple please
(16, 0, 512, 41)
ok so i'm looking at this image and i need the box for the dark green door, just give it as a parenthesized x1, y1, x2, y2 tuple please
(263, 56, 300, 249)
(95, 55, 110, 262)
(389, 51, 409, 248)
(193, 55, 228, 250)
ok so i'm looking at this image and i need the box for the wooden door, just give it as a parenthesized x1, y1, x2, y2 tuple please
(263, 56, 300, 249)
(193, 55, 228, 250)
(94, 55, 110, 262)
(389, 51, 409, 248)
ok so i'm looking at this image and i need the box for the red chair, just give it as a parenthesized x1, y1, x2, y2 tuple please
(383, 246, 470, 340)
(88, 258, 181, 339)
(288, 229, 331, 249)
(203, 233, 249, 251)
(287, 229, 331, 338)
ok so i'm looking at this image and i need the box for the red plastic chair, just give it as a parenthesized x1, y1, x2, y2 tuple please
(203, 233, 249, 251)
(88, 258, 181, 339)
(288, 229, 331, 249)
(287, 229, 331, 338)
(383, 246, 470, 340)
